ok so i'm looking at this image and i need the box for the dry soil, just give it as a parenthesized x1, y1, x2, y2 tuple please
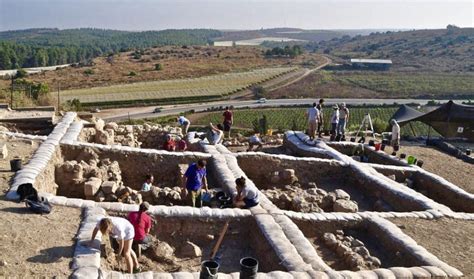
(0, 138, 82, 277)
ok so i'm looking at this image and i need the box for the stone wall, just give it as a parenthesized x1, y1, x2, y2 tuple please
(79, 120, 182, 149)
(236, 153, 346, 188)
(60, 143, 213, 190)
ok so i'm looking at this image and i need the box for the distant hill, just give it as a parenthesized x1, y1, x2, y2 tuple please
(0, 28, 222, 70)
(309, 26, 474, 72)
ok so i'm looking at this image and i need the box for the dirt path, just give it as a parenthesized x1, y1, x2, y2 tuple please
(0, 138, 82, 277)
(386, 144, 474, 194)
(392, 218, 474, 277)
(231, 55, 332, 100)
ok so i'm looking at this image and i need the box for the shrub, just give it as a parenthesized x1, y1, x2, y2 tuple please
(154, 63, 163, 71)
(128, 71, 137, 76)
(15, 69, 28, 79)
(83, 69, 94, 75)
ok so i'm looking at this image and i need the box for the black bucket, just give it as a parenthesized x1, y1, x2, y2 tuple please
(400, 153, 406, 159)
(416, 160, 424, 168)
(240, 257, 258, 279)
(466, 149, 471, 156)
(10, 158, 22, 172)
(200, 260, 219, 279)
(218, 195, 232, 206)
(368, 140, 375, 146)
(381, 144, 386, 151)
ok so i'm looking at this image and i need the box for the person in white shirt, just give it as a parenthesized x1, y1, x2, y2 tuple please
(177, 116, 190, 135)
(233, 176, 259, 208)
(390, 119, 401, 151)
(89, 217, 139, 274)
(206, 123, 224, 145)
(337, 103, 349, 139)
(141, 174, 153, 192)
(247, 133, 263, 151)
(330, 105, 340, 140)
(305, 103, 320, 140)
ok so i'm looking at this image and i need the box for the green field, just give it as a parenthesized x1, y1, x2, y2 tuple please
(187, 106, 436, 136)
(60, 67, 294, 104)
(333, 72, 474, 97)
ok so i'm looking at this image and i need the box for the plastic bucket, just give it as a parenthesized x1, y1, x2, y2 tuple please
(368, 140, 375, 146)
(10, 158, 22, 172)
(374, 143, 382, 151)
(407, 155, 416, 165)
(218, 195, 232, 206)
(416, 160, 424, 168)
(200, 260, 219, 279)
(381, 144, 386, 151)
(466, 149, 471, 156)
(240, 257, 258, 279)
(400, 153, 407, 159)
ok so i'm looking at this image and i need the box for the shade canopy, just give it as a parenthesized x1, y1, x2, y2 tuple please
(390, 101, 474, 140)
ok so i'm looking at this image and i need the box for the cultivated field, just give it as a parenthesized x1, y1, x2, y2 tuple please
(268, 71, 474, 99)
(60, 67, 295, 104)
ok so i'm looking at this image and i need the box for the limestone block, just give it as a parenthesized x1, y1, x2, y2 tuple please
(84, 178, 102, 197)
(101, 181, 118, 194)
(0, 144, 7, 159)
(71, 267, 99, 279)
(334, 189, 350, 200)
(94, 118, 105, 131)
(178, 241, 202, 258)
(333, 199, 358, 213)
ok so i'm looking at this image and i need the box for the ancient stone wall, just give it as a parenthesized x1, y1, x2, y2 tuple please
(60, 143, 212, 190)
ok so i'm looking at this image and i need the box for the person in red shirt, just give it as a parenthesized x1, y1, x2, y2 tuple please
(222, 106, 233, 139)
(163, 134, 176, 151)
(127, 202, 152, 256)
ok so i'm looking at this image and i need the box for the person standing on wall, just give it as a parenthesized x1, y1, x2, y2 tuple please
(181, 159, 208, 207)
(222, 106, 234, 139)
(305, 102, 320, 141)
(337, 103, 349, 140)
(316, 99, 325, 138)
(390, 119, 401, 155)
(177, 115, 191, 135)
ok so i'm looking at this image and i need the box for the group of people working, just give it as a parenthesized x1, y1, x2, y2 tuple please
(306, 99, 350, 141)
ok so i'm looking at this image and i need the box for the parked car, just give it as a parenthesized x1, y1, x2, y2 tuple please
(257, 98, 267, 104)
(91, 107, 101, 113)
(153, 107, 163, 113)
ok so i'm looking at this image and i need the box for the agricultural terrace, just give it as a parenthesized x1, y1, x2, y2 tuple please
(60, 67, 295, 105)
(185, 106, 436, 136)
(267, 71, 474, 99)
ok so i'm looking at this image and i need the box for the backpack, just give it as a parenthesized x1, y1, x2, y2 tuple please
(25, 197, 52, 214)
(17, 183, 39, 202)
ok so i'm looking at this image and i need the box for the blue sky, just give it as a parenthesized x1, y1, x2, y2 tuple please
(0, 0, 472, 31)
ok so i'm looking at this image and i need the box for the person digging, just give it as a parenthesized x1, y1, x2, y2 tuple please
(181, 159, 209, 207)
(89, 217, 140, 274)
(128, 202, 152, 258)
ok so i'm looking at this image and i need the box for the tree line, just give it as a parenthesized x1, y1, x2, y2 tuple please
(0, 28, 222, 70)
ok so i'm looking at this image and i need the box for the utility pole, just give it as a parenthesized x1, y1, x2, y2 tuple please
(10, 75, 13, 109)
(57, 82, 60, 112)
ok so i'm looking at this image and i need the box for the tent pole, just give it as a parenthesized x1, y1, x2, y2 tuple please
(409, 122, 417, 137)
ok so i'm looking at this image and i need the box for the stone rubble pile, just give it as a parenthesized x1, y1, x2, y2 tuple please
(80, 118, 182, 148)
(262, 183, 359, 213)
(322, 230, 382, 271)
(222, 133, 284, 147)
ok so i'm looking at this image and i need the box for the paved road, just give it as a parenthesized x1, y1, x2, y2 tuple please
(102, 98, 468, 122)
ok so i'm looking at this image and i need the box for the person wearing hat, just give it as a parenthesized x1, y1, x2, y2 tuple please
(316, 99, 325, 138)
(177, 116, 191, 135)
(127, 202, 153, 257)
(337, 103, 350, 139)
(330, 104, 339, 140)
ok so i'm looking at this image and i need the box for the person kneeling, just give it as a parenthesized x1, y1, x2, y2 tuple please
(233, 176, 259, 208)
(128, 202, 152, 258)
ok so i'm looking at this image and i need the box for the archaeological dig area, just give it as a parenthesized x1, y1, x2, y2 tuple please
(2, 111, 474, 278)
